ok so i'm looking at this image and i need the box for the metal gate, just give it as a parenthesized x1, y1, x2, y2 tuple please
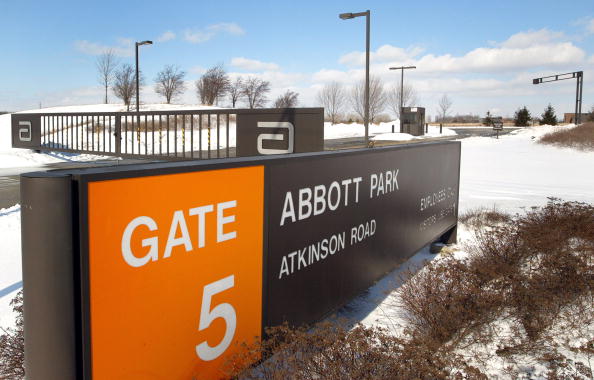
(11, 108, 324, 160)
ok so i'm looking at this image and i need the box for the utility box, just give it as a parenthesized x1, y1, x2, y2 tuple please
(400, 107, 425, 136)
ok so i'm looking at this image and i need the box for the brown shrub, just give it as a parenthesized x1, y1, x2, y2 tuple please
(227, 322, 486, 380)
(400, 199, 593, 358)
(459, 206, 511, 230)
(539, 122, 594, 150)
(0, 291, 24, 379)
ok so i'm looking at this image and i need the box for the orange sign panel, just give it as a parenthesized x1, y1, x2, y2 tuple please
(87, 166, 264, 379)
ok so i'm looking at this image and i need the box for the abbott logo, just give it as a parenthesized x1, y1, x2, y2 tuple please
(19, 121, 32, 142)
(257, 122, 294, 155)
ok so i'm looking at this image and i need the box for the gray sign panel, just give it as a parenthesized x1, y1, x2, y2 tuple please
(265, 142, 460, 326)
(236, 108, 324, 156)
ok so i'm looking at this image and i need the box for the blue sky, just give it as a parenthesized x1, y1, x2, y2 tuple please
(1, 0, 593, 118)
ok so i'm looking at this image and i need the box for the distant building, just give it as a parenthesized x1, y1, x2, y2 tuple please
(563, 113, 590, 123)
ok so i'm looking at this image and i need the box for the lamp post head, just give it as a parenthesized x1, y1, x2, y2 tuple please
(136, 40, 153, 46)
(389, 66, 417, 70)
(339, 12, 354, 19)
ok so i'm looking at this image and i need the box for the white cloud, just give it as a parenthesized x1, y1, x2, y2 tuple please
(312, 69, 363, 84)
(498, 29, 564, 48)
(230, 57, 279, 71)
(414, 42, 585, 73)
(339, 45, 424, 66)
(339, 30, 586, 74)
(184, 22, 245, 43)
(208, 22, 245, 35)
(189, 66, 207, 75)
(157, 31, 176, 42)
(74, 38, 134, 57)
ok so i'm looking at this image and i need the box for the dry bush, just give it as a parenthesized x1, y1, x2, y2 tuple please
(0, 291, 24, 379)
(227, 322, 485, 380)
(398, 199, 593, 373)
(459, 206, 511, 230)
(539, 122, 594, 150)
(398, 256, 505, 345)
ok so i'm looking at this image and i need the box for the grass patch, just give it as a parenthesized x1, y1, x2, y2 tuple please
(539, 122, 594, 151)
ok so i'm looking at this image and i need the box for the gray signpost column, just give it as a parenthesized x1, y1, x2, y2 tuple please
(21, 173, 77, 379)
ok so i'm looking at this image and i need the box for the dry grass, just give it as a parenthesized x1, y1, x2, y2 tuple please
(459, 206, 511, 230)
(0, 291, 24, 379)
(539, 122, 594, 151)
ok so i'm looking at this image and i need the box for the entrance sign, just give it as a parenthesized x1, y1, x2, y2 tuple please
(86, 167, 264, 379)
(20, 141, 460, 379)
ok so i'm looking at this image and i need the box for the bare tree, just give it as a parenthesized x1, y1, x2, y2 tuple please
(273, 90, 299, 108)
(437, 94, 453, 122)
(350, 76, 387, 124)
(154, 65, 186, 104)
(241, 77, 271, 109)
(317, 82, 346, 124)
(195, 64, 229, 105)
(387, 82, 418, 120)
(228, 76, 243, 108)
(112, 64, 141, 111)
(96, 50, 118, 104)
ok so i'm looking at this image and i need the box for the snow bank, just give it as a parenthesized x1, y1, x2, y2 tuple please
(371, 125, 457, 141)
(459, 123, 594, 213)
(0, 205, 21, 328)
(326, 121, 457, 141)
(0, 113, 114, 168)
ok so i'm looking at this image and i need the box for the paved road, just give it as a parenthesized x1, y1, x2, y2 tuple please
(0, 158, 152, 209)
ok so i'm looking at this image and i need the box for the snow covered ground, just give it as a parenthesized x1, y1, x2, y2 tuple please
(459, 123, 594, 213)
(1, 105, 593, 377)
(325, 121, 456, 141)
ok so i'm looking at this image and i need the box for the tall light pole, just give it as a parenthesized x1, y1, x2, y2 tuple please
(339, 10, 370, 145)
(135, 40, 153, 113)
(389, 66, 416, 120)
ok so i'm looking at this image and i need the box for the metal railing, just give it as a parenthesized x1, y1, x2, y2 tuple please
(38, 109, 237, 160)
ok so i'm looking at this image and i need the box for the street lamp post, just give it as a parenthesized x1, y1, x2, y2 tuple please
(135, 40, 153, 113)
(389, 66, 416, 122)
(339, 10, 370, 146)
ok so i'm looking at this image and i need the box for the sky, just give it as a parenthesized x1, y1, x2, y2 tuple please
(1, 0, 593, 119)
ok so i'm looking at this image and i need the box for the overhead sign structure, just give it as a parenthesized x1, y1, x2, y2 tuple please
(532, 71, 584, 124)
(20, 141, 460, 379)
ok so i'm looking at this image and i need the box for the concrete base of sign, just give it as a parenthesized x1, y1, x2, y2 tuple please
(430, 242, 446, 254)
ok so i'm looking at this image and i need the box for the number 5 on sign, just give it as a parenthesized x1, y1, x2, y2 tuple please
(87, 166, 264, 379)
(197, 275, 237, 361)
